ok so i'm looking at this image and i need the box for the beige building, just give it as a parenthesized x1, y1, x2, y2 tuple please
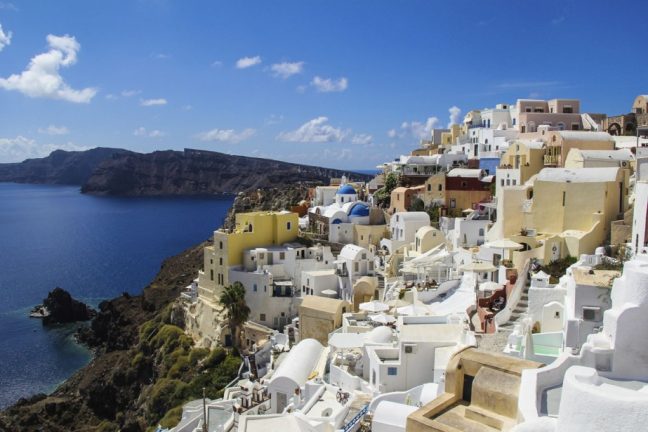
(299, 296, 350, 345)
(416, 173, 446, 207)
(543, 131, 614, 167)
(494, 167, 626, 263)
(496, 140, 545, 196)
(517, 98, 583, 133)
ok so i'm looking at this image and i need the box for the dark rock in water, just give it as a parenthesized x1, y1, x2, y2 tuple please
(42, 287, 97, 325)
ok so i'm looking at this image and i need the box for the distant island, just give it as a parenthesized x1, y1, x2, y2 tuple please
(0, 147, 373, 196)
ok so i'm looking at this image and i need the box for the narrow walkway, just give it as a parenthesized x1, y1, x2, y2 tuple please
(498, 285, 529, 330)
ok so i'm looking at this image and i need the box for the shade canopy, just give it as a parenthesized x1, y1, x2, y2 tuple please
(460, 261, 497, 272)
(328, 332, 365, 349)
(483, 239, 524, 250)
(321, 289, 338, 295)
(369, 313, 396, 324)
(359, 300, 390, 313)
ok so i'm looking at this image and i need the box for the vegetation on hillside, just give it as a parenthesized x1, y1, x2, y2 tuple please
(373, 172, 399, 208)
(219, 282, 251, 348)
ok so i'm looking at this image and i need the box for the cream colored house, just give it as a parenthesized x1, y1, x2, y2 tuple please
(492, 167, 626, 263)
(496, 139, 545, 197)
(299, 296, 350, 345)
(543, 131, 614, 167)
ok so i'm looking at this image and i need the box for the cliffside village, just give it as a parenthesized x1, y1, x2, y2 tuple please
(164, 95, 648, 432)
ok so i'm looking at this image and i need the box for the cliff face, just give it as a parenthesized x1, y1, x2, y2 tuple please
(0, 241, 209, 432)
(0, 147, 132, 185)
(81, 148, 372, 196)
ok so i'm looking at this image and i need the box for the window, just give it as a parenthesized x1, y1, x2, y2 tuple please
(501, 179, 505, 186)
(259, 253, 265, 260)
(362, 253, 367, 259)
(219, 241, 223, 249)
(450, 199, 456, 208)
(461, 181, 467, 188)
(427, 184, 431, 192)
(253, 284, 257, 292)
(210, 259, 213, 264)
(563, 106, 573, 113)
(354, 262, 359, 272)
(279, 252, 285, 260)
(387, 367, 398, 376)
(260, 313, 266, 321)
(512, 180, 516, 185)
(248, 223, 253, 232)
(571, 123, 579, 130)
(287, 221, 292, 230)
(562, 191, 566, 206)
(438, 184, 443, 191)
(478, 228, 484, 236)
(583, 306, 601, 321)
(525, 107, 531, 113)
(219, 257, 223, 265)
(210, 269, 214, 281)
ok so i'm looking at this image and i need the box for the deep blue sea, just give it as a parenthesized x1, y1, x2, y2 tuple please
(0, 183, 233, 408)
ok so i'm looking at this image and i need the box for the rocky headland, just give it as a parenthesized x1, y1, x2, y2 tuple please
(41, 287, 97, 325)
(0, 147, 372, 196)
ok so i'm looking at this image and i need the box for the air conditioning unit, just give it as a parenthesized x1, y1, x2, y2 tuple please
(526, 228, 537, 237)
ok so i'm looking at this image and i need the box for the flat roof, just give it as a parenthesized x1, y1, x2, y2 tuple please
(399, 323, 464, 343)
(572, 267, 620, 288)
(536, 167, 619, 183)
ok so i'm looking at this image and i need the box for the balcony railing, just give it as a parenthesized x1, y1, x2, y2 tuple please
(544, 155, 559, 166)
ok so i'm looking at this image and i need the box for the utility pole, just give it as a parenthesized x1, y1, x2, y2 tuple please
(202, 387, 208, 432)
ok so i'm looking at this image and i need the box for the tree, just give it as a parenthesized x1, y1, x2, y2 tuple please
(374, 172, 400, 208)
(219, 282, 250, 348)
(409, 197, 425, 212)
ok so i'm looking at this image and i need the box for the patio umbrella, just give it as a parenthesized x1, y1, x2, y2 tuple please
(359, 300, 389, 313)
(321, 289, 338, 298)
(459, 261, 497, 273)
(483, 239, 524, 250)
(369, 313, 396, 324)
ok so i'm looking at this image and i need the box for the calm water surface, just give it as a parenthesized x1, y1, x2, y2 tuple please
(0, 183, 232, 408)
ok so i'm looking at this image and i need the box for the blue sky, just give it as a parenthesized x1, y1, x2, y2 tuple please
(0, 0, 646, 168)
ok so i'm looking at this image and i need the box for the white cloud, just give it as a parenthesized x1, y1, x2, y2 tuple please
(0, 34, 97, 103)
(121, 89, 140, 97)
(195, 128, 255, 144)
(387, 129, 397, 138)
(140, 98, 167, 106)
(448, 106, 461, 128)
(181, 104, 193, 111)
(265, 114, 284, 125)
(134, 127, 165, 138)
(277, 117, 348, 143)
(400, 117, 440, 140)
(211, 60, 223, 67)
(270, 61, 304, 79)
(38, 125, 69, 135)
(0, 3, 17, 11)
(105, 93, 117, 100)
(351, 133, 373, 146)
(0, 24, 12, 52)
(236, 56, 261, 69)
(0, 135, 88, 163)
(311, 76, 348, 93)
(152, 53, 170, 60)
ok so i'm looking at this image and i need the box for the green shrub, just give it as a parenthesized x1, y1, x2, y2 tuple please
(189, 348, 209, 366)
(159, 405, 184, 429)
(202, 347, 226, 369)
(148, 378, 188, 421)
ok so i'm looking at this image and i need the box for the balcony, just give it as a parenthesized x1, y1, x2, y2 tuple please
(544, 155, 559, 166)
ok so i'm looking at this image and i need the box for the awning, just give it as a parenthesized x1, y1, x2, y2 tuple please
(460, 261, 497, 272)
(483, 239, 524, 250)
(359, 300, 390, 313)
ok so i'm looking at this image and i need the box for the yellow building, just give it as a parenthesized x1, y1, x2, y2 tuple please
(198, 211, 299, 301)
(493, 167, 626, 263)
(543, 131, 614, 167)
(496, 140, 545, 193)
(417, 173, 446, 207)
